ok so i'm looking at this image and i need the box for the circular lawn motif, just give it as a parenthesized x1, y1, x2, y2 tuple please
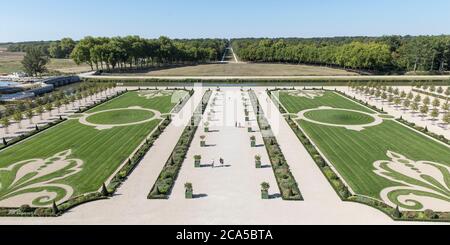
(79, 107, 161, 130)
(298, 107, 383, 131)
(86, 109, 155, 125)
(304, 109, 375, 125)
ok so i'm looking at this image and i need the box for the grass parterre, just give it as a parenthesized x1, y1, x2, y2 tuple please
(271, 89, 450, 221)
(0, 89, 189, 212)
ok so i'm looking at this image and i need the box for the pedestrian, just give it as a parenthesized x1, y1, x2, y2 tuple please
(220, 158, 224, 166)
(211, 160, 215, 168)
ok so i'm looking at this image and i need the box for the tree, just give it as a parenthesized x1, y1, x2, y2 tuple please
(442, 101, 449, 112)
(36, 106, 44, 120)
(410, 102, 419, 113)
(400, 91, 406, 98)
(381, 92, 388, 101)
(45, 103, 53, 117)
(21, 47, 49, 76)
(54, 100, 62, 114)
(25, 109, 34, 124)
(1, 117, 10, 134)
(423, 96, 431, 106)
(414, 94, 422, 103)
(443, 112, 450, 127)
(420, 105, 429, 117)
(437, 87, 444, 94)
(403, 99, 411, 109)
(429, 85, 436, 93)
(432, 98, 441, 108)
(13, 112, 23, 129)
(430, 108, 440, 121)
(407, 92, 414, 100)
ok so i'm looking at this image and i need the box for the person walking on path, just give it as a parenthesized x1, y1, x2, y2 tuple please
(220, 158, 224, 167)
(211, 159, 215, 168)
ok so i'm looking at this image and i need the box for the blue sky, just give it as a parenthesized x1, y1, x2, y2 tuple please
(1, 0, 450, 42)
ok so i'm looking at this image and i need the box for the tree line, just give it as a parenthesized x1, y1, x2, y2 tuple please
(71, 36, 228, 71)
(232, 36, 450, 73)
(7, 38, 76, 59)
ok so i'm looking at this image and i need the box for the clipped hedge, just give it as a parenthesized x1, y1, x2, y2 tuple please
(248, 90, 303, 201)
(148, 90, 212, 199)
(396, 118, 449, 145)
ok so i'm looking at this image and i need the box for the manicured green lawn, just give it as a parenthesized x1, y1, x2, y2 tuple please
(0, 91, 182, 206)
(304, 109, 375, 125)
(300, 120, 450, 198)
(278, 91, 450, 201)
(89, 90, 187, 114)
(279, 91, 374, 114)
(86, 109, 155, 125)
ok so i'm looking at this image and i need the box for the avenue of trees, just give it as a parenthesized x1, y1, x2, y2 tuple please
(0, 82, 117, 135)
(70, 36, 228, 71)
(232, 36, 450, 73)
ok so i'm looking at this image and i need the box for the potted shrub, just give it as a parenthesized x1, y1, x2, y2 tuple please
(255, 155, 262, 168)
(250, 136, 256, 147)
(200, 135, 206, 147)
(248, 126, 253, 132)
(261, 182, 270, 199)
(194, 155, 201, 168)
(185, 183, 193, 199)
(204, 122, 210, 133)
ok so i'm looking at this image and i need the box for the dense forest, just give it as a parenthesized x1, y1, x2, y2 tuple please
(232, 36, 450, 74)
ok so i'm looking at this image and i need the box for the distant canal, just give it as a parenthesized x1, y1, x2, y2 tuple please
(0, 81, 19, 87)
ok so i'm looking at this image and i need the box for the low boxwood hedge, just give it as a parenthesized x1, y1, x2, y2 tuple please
(148, 90, 212, 199)
(248, 90, 303, 201)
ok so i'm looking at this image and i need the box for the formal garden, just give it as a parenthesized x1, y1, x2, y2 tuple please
(270, 88, 450, 221)
(0, 89, 192, 216)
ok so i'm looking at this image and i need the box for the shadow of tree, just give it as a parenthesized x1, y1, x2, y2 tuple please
(193, 194, 208, 199)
